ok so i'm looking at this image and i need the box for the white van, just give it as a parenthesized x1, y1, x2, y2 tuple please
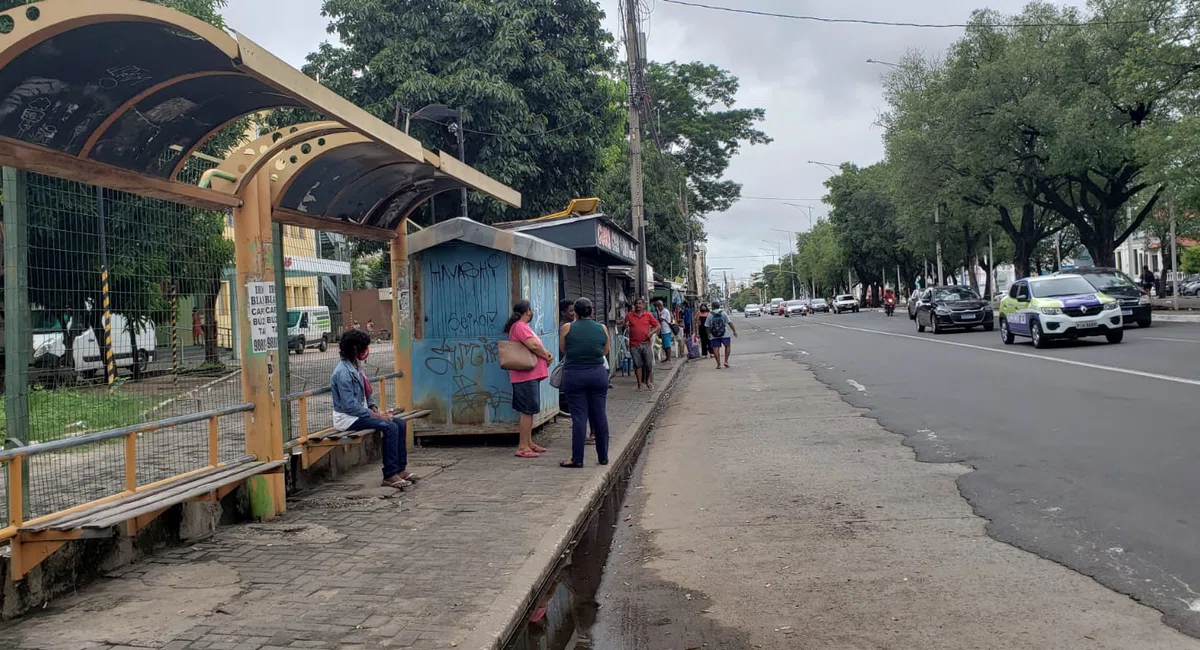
(32, 313, 156, 380)
(287, 306, 332, 354)
(768, 298, 785, 315)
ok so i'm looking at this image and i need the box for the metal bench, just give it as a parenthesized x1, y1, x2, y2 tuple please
(2, 404, 282, 580)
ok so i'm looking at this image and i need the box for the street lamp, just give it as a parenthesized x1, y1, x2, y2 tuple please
(405, 103, 468, 220)
(770, 227, 800, 300)
(866, 58, 901, 69)
(782, 202, 815, 231)
(807, 160, 842, 174)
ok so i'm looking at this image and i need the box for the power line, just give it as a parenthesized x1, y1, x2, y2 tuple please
(661, 0, 1200, 29)
(739, 196, 824, 202)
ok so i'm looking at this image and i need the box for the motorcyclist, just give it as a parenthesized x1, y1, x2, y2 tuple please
(883, 289, 896, 315)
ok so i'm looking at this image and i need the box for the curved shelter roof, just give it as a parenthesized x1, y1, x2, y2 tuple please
(0, 0, 520, 218)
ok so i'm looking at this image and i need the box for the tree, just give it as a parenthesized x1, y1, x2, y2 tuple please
(824, 163, 907, 302)
(598, 62, 769, 278)
(1181, 246, 1200, 274)
(303, 0, 625, 224)
(1017, 0, 1200, 266)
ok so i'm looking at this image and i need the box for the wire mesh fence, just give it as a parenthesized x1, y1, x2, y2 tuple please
(1, 162, 391, 521)
(3, 169, 248, 520)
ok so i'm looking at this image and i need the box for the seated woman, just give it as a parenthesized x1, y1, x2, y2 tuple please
(331, 329, 416, 489)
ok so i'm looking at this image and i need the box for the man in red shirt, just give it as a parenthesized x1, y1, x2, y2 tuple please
(623, 297, 659, 391)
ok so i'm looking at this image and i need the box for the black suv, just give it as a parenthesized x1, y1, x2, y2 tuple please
(1058, 267, 1151, 328)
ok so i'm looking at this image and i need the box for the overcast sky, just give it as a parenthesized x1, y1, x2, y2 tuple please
(221, 0, 1080, 286)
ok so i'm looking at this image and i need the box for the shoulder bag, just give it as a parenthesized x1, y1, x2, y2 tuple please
(498, 339, 538, 371)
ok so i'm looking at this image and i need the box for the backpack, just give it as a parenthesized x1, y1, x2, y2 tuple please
(709, 312, 727, 338)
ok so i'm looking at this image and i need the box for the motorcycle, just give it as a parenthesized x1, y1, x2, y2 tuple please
(884, 297, 895, 317)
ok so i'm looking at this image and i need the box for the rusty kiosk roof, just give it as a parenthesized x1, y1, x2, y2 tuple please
(0, 0, 519, 230)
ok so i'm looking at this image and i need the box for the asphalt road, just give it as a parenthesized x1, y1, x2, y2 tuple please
(738, 309, 1200, 636)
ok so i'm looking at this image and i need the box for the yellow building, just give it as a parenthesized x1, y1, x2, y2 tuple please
(215, 224, 321, 348)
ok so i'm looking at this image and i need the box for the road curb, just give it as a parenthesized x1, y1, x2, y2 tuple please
(459, 358, 688, 650)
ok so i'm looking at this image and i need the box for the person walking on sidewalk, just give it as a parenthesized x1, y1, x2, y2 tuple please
(331, 330, 415, 489)
(655, 300, 674, 362)
(504, 300, 554, 459)
(697, 303, 712, 358)
(559, 298, 611, 468)
(705, 301, 738, 369)
(623, 298, 659, 391)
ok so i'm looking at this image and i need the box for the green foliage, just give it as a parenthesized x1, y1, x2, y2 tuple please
(597, 62, 769, 276)
(302, 0, 625, 224)
(1182, 246, 1200, 274)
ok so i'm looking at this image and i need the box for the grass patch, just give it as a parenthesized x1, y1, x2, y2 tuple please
(0, 387, 160, 443)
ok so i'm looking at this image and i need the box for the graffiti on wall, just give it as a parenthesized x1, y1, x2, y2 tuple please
(422, 337, 510, 421)
(428, 252, 504, 337)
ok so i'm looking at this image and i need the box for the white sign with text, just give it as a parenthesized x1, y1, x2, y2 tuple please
(246, 281, 277, 354)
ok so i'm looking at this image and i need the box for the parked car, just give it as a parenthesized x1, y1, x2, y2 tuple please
(914, 286, 994, 334)
(998, 275, 1123, 347)
(832, 294, 859, 314)
(32, 311, 157, 382)
(1057, 267, 1150, 328)
(807, 298, 830, 314)
(745, 303, 762, 317)
(288, 305, 333, 354)
(784, 299, 807, 317)
(908, 289, 930, 320)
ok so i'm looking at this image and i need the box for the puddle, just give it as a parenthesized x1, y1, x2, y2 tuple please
(502, 459, 631, 650)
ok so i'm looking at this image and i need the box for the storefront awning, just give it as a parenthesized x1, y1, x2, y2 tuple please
(496, 213, 637, 266)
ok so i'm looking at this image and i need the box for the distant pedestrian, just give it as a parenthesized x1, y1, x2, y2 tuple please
(192, 310, 203, 346)
(559, 298, 611, 468)
(1141, 266, 1156, 296)
(504, 300, 554, 459)
(697, 303, 712, 358)
(366, 319, 375, 335)
(623, 298, 659, 391)
(331, 329, 415, 489)
(655, 300, 674, 361)
(705, 301, 738, 369)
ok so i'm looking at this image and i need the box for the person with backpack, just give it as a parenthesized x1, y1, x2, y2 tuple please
(704, 301, 738, 369)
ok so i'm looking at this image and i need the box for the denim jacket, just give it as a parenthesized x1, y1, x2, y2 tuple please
(330, 359, 375, 419)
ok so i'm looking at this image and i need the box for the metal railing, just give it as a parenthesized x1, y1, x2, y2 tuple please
(0, 403, 253, 542)
(283, 370, 404, 449)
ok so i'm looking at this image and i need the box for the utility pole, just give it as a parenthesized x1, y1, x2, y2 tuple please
(1055, 231, 1062, 271)
(624, 0, 648, 299)
(935, 205, 944, 286)
(1170, 201, 1179, 310)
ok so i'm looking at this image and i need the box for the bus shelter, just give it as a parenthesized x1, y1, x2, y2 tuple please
(0, 0, 519, 580)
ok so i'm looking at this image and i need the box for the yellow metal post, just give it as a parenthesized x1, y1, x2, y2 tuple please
(233, 169, 286, 519)
(391, 225, 413, 449)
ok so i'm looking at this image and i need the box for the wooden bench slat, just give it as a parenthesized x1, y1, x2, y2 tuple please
(303, 410, 431, 444)
(26, 460, 281, 532)
(27, 462, 254, 531)
(81, 461, 284, 530)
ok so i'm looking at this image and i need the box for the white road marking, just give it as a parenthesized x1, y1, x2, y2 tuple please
(779, 336, 786, 340)
(847, 379, 867, 392)
(818, 322, 1200, 388)
(786, 342, 794, 346)
(1145, 337, 1200, 344)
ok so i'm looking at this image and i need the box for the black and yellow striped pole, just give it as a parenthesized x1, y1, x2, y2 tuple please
(97, 186, 115, 387)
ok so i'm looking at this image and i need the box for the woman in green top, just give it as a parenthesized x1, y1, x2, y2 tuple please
(558, 297, 611, 468)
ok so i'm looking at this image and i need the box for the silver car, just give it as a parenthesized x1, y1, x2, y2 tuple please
(832, 294, 858, 314)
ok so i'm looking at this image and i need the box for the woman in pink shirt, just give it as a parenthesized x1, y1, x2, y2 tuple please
(504, 300, 554, 458)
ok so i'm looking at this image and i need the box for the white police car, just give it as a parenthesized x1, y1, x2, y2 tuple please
(998, 274, 1123, 348)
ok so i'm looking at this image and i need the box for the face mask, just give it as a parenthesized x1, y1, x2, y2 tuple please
(358, 348, 370, 362)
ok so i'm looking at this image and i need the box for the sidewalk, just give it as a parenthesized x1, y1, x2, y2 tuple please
(1, 358, 687, 650)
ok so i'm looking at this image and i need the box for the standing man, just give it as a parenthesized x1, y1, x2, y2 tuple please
(681, 301, 694, 358)
(705, 300, 738, 369)
(655, 300, 674, 362)
(1141, 266, 1157, 297)
(623, 298, 659, 391)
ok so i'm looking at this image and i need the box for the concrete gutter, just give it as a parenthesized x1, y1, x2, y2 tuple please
(459, 359, 688, 650)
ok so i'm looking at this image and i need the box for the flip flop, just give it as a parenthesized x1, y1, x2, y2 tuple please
(559, 460, 584, 468)
(381, 477, 412, 489)
(399, 472, 421, 482)
(515, 450, 541, 459)
(531, 443, 548, 453)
